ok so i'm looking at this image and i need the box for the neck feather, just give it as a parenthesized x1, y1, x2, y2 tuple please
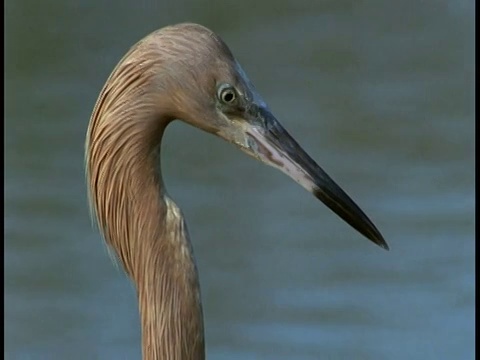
(86, 58, 205, 360)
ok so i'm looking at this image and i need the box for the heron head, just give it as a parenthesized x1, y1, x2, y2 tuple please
(157, 23, 388, 249)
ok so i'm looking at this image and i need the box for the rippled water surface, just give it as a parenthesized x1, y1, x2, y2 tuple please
(5, 1, 474, 359)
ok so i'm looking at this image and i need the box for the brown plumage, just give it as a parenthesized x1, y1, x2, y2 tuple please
(86, 23, 387, 360)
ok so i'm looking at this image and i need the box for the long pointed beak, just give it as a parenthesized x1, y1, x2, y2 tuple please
(245, 107, 388, 250)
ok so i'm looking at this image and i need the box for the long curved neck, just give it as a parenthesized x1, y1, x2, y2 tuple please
(87, 61, 205, 359)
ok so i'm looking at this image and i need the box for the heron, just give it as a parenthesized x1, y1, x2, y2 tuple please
(86, 23, 388, 360)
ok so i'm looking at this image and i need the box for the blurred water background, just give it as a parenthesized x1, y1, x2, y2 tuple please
(5, 1, 474, 359)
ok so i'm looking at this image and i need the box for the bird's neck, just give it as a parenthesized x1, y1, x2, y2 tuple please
(136, 195, 205, 360)
(88, 107, 205, 358)
(126, 142, 205, 360)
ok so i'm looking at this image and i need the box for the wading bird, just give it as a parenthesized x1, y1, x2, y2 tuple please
(86, 23, 388, 360)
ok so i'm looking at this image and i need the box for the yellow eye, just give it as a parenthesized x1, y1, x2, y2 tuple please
(218, 85, 237, 104)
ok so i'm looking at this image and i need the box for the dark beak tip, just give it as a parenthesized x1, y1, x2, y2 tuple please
(377, 240, 390, 251)
(370, 233, 390, 251)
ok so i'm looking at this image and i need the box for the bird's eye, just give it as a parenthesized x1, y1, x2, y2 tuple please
(217, 85, 237, 104)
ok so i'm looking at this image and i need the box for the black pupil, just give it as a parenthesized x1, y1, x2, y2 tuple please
(223, 91, 234, 102)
